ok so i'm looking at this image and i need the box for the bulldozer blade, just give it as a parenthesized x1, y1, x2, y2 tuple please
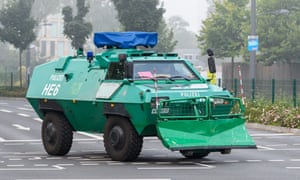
(156, 118, 256, 151)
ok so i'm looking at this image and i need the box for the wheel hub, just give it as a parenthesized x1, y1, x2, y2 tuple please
(109, 126, 125, 149)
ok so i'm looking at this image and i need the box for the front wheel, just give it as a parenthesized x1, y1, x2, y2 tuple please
(180, 150, 210, 159)
(104, 116, 143, 161)
(42, 112, 73, 156)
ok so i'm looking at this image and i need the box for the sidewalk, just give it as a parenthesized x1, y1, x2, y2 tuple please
(247, 123, 300, 135)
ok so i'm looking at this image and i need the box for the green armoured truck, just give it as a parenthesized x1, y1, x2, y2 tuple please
(26, 32, 256, 161)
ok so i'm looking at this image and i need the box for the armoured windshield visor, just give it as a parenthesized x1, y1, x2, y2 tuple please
(133, 61, 199, 80)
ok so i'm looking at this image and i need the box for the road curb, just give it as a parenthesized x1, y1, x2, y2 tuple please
(247, 123, 300, 135)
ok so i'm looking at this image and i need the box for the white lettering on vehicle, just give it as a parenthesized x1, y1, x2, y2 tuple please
(49, 74, 64, 81)
(151, 108, 170, 114)
(180, 91, 201, 97)
(41, 84, 61, 96)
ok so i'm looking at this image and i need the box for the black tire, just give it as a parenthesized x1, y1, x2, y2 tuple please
(42, 112, 73, 156)
(180, 150, 210, 159)
(104, 116, 143, 161)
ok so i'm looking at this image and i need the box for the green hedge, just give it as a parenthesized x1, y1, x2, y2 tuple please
(245, 99, 300, 128)
(0, 87, 26, 97)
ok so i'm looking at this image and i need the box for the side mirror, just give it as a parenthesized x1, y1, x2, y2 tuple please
(207, 49, 216, 73)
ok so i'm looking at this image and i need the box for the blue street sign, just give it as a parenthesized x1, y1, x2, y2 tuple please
(248, 35, 259, 51)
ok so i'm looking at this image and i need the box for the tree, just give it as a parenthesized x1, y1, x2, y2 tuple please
(154, 20, 177, 52)
(111, 0, 177, 52)
(0, 0, 36, 87)
(62, 0, 92, 49)
(168, 16, 197, 49)
(111, 0, 164, 32)
(257, 0, 300, 65)
(86, 0, 120, 32)
(197, 0, 248, 85)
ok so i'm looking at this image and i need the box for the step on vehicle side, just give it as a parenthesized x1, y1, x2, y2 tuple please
(26, 32, 256, 161)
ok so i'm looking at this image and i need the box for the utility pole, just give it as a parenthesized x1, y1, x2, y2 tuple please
(249, 0, 256, 80)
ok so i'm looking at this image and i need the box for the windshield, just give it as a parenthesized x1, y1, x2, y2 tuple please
(133, 61, 199, 80)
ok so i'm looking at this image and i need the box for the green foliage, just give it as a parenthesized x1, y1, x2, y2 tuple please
(245, 99, 300, 128)
(0, 0, 36, 87)
(0, 43, 19, 73)
(62, 0, 92, 49)
(111, 0, 164, 32)
(0, 0, 36, 52)
(153, 20, 177, 52)
(0, 87, 26, 97)
(197, 0, 248, 59)
(257, 0, 300, 65)
(168, 16, 197, 49)
(111, 0, 177, 52)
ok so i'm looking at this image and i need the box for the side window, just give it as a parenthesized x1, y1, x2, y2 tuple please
(105, 62, 125, 80)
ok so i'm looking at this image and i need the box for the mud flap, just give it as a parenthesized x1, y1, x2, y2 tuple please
(156, 118, 256, 151)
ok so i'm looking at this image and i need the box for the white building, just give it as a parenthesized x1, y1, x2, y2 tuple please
(37, 14, 74, 61)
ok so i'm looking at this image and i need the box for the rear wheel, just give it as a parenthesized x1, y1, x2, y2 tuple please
(42, 112, 73, 156)
(104, 116, 143, 161)
(180, 150, 210, 159)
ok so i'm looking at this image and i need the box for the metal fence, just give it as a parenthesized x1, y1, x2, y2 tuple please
(1, 72, 299, 107)
(222, 79, 299, 107)
(0, 72, 19, 89)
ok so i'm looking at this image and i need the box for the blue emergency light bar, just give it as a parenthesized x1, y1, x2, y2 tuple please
(93, 32, 158, 49)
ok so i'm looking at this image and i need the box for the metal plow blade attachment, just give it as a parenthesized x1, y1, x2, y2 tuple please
(156, 96, 256, 151)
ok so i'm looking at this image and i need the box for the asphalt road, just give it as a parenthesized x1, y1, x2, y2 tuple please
(0, 98, 300, 180)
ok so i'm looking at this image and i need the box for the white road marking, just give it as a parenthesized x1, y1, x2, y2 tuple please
(81, 163, 100, 166)
(138, 165, 214, 170)
(7, 164, 25, 167)
(28, 157, 42, 160)
(246, 160, 262, 162)
(18, 107, 34, 111)
(286, 167, 300, 169)
(12, 124, 31, 131)
(17, 179, 171, 180)
(46, 157, 62, 160)
(290, 159, 300, 161)
(55, 164, 74, 167)
(17, 113, 30, 117)
(0, 109, 12, 113)
(268, 160, 285, 162)
(257, 145, 275, 150)
(76, 131, 103, 140)
(223, 160, 240, 163)
(266, 144, 288, 147)
(9, 158, 22, 161)
(33, 117, 42, 122)
(0, 167, 60, 171)
(0, 137, 5, 142)
(4, 143, 25, 146)
(0, 138, 100, 143)
(52, 165, 65, 170)
(34, 164, 49, 167)
(251, 133, 293, 137)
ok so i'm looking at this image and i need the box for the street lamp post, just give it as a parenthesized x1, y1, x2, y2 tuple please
(249, 0, 256, 80)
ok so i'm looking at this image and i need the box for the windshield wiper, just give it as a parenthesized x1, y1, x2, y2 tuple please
(169, 75, 191, 81)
